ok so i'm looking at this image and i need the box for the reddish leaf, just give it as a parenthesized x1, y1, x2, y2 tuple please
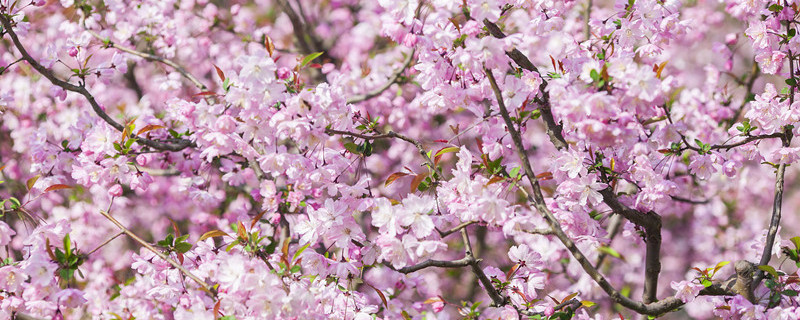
(423, 296, 444, 304)
(486, 175, 505, 186)
(561, 292, 578, 304)
(213, 64, 225, 82)
(198, 230, 230, 242)
(45, 184, 73, 192)
(265, 35, 275, 57)
(137, 124, 166, 136)
(505, 263, 519, 279)
(250, 209, 269, 229)
(385, 172, 410, 187)
(281, 238, 291, 266)
(177, 252, 184, 264)
(366, 282, 389, 308)
(168, 218, 181, 237)
(410, 172, 429, 193)
(45, 238, 57, 261)
(213, 300, 221, 319)
(535, 172, 553, 181)
(237, 221, 247, 239)
(194, 91, 218, 96)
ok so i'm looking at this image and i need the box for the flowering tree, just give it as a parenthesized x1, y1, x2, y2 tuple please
(2, 0, 800, 319)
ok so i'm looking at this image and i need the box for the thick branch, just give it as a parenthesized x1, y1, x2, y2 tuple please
(485, 66, 682, 316)
(0, 15, 193, 152)
(599, 188, 662, 303)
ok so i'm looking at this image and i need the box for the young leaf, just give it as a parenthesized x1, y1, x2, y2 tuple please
(214, 64, 225, 82)
(410, 172, 429, 193)
(26, 175, 40, 190)
(137, 124, 166, 135)
(300, 52, 324, 68)
(265, 35, 275, 57)
(385, 172, 410, 187)
(198, 230, 230, 242)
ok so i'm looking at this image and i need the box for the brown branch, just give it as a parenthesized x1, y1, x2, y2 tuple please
(599, 188, 662, 303)
(482, 19, 567, 150)
(0, 15, 194, 152)
(12, 313, 47, 320)
(347, 49, 416, 104)
(396, 256, 475, 273)
(725, 62, 760, 128)
(681, 132, 784, 153)
(519, 227, 554, 235)
(485, 66, 687, 316)
(325, 128, 439, 175)
(88, 31, 209, 92)
(461, 229, 506, 306)
(437, 220, 477, 238)
(85, 230, 125, 256)
(97, 210, 215, 296)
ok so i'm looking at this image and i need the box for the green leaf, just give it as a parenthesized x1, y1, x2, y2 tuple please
(701, 278, 713, 287)
(597, 246, 626, 261)
(786, 78, 797, 87)
(343, 142, 360, 155)
(790, 236, 800, 250)
(759, 265, 780, 279)
(293, 243, 311, 263)
(509, 167, 521, 179)
(434, 147, 460, 158)
(590, 69, 600, 82)
(300, 52, 324, 68)
(769, 4, 784, 12)
(8, 197, 21, 209)
(782, 290, 798, 296)
(59, 268, 74, 280)
(174, 242, 192, 253)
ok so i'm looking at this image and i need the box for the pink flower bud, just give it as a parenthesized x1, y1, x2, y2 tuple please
(108, 184, 123, 197)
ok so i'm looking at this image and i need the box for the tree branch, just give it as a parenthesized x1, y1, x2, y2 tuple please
(482, 19, 567, 150)
(325, 128, 439, 175)
(0, 15, 194, 152)
(437, 220, 477, 238)
(485, 66, 684, 316)
(88, 31, 209, 92)
(396, 256, 475, 274)
(97, 210, 215, 296)
(347, 49, 416, 104)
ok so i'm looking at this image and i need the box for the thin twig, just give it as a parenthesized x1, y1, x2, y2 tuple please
(482, 19, 567, 150)
(85, 230, 125, 256)
(325, 128, 439, 175)
(0, 15, 193, 152)
(87, 31, 209, 92)
(347, 49, 416, 104)
(396, 256, 475, 273)
(97, 210, 215, 296)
